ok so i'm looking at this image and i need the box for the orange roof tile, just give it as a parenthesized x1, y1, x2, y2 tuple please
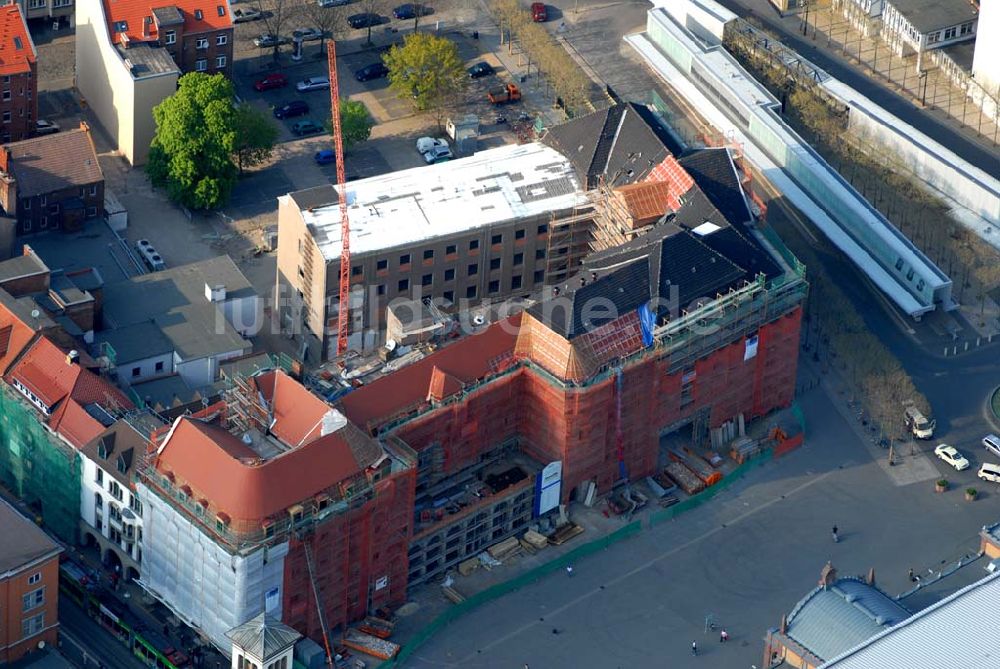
(615, 181, 675, 228)
(0, 306, 35, 375)
(156, 408, 370, 522)
(339, 315, 522, 431)
(0, 5, 35, 77)
(254, 370, 331, 448)
(49, 399, 106, 449)
(103, 0, 232, 44)
(426, 366, 465, 402)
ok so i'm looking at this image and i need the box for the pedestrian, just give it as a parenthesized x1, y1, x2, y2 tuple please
(691, 640, 698, 656)
(908, 567, 915, 582)
(720, 629, 729, 642)
(566, 565, 574, 577)
(832, 525, 839, 543)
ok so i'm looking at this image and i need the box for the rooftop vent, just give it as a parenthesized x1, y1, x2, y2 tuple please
(205, 283, 226, 302)
(241, 432, 253, 445)
(66, 350, 79, 365)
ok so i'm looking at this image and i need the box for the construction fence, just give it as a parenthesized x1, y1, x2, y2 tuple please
(381, 401, 806, 666)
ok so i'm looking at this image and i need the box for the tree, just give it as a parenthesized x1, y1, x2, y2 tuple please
(255, 0, 294, 62)
(322, 99, 374, 150)
(384, 33, 467, 129)
(300, 0, 349, 55)
(233, 103, 279, 174)
(147, 73, 239, 210)
(356, 0, 387, 45)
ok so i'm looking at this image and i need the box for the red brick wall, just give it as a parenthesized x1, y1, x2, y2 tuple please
(0, 64, 37, 144)
(0, 553, 60, 663)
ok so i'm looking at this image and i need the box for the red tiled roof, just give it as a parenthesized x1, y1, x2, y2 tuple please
(339, 315, 522, 430)
(156, 409, 365, 522)
(49, 399, 106, 449)
(0, 5, 35, 77)
(5, 336, 132, 416)
(426, 366, 464, 402)
(103, 0, 232, 44)
(253, 370, 331, 447)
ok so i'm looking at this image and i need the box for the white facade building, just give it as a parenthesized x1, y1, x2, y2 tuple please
(880, 0, 978, 69)
(973, 0, 1000, 98)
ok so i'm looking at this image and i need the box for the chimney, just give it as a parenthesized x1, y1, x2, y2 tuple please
(819, 561, 837, 589)
(79, 120, 90, 133)
(67, 350, 80, 365)
(779, 614, 787, 635)
(0, 148, 10, 172)
(866, 567, 876, 586)
(553, 286, 560, 297)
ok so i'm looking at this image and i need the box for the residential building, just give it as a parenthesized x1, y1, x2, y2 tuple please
(0, 497, 62, 663)
(762, 562, 911, 669)
(880, 0, 979, 68)
(973, 0, 1000, 97)
(0, 125, 104, 235)
(0, 4, 37, 144)
(275, 142, 596, 359)
(96, 256, 260, 388)
(6, 0, 74, 25)
(136, 369, 416, 651)
(814, 570, 1000, 668)
(79, 418, 151, 582)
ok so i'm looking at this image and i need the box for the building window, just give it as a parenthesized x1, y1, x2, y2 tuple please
(195, 59, 207, 72)
(376, 258, 387, 270)
(466, 285, 477, 298)
(109, 480, 123, 502)
(22, 587, 44, 612)
(490, 257, 501, 270)
(511, 275, 522, 290)
(537, 223, 548, 235)
(444, 268, 455, 281)
(421, 273, 432, 286)
(351, 265, 362, 276)
(1, 90, 8, 101)
(960, 21, 974, 35)
(216, 34, 228, 45)
(513, 252, 523, 266)
(491, 233, 502, 245)
(399, 253, 411, 266)
(445, 244, 456, 255)
(469, 239, 479, 251)
(48, 203, 59, 214)
(535, 249, 546, 260)
(86, 206, 98, 218)
(21, 613, 45, 639)
(155, 361, 164, 372)
(112, 19, 127, 32)
(194, 8, 203, 19)
(423, 249, 434, 260)
(943, 27, 956, 40)
(39, 216, 47, 229)
(89, 184, 98, 196)
(488, 280, 499, 293)
(95, 469, 103, 485)
(28, 572, 41, 585)
(216, 55, 227, 68)
(534, 269, 544, 284)
(467, 263, 478, 276)
(443, 290, 453, 302)
(165, 30, 176, 45)
(515, 228, 525, 240)
(2, 111, 9, 123)
(197, 37, 209, 49)
(398, 278, 409, 291)
(377, 284, 385, 296)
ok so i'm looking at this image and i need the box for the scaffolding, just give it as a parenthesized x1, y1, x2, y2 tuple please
(544, 202, 598, 285)
(0, 384, 82, 544)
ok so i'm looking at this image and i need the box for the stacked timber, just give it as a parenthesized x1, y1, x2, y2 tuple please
(358, 616, 394, 639)
(442, 584, 466, 603)
(663, 462, 706, 495)
(548, 522, 584, 545)
(523, 530, 549, 550)
(458, 557, 480, 576)
(487, 537, 522, 561)
(343, 630, 400, 660)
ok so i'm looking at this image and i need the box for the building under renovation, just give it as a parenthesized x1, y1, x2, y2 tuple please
(136, 369, 416, 651)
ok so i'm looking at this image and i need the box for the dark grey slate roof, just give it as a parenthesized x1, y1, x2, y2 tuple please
(886, 0, 978, 34)
(0, 251, 47, 283)
(4, 129, 103, 198)
(290, 184, 339, 212)
(785, 578, 910, 663)
(95, 321, 174, 364)
(0, 497, 61, 574)
(679, 148, 752, 226)
(530, 257, 651, 339)
(543, 102, 678, 190)
(226, 612, 302, 660)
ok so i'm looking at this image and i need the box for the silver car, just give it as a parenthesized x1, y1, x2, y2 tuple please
(318, 0, 351, 6)
(296, 76, 330, 92)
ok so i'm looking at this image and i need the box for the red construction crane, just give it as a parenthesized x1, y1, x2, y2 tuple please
(327, 41, 351, 356)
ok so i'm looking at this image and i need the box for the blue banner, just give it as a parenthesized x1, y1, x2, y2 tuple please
(638, 302, 655, 347)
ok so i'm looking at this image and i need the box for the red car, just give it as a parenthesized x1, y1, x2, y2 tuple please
(254, 73, 288, 92)
(531, 2, 547, 22)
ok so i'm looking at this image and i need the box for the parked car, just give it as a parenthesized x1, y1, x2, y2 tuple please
(393, 3, 432, 19)
(984, 434, 1000, 458)
(292, 119, 325, 136)
(34, 119, 60, 135)
(254, 33, 290, 48)
(934, 443, 970, 471)
(296, 76, 330, 92)
(232, 7, 262, 22)
(253, 73, 288, 91)
(467, 61, 495, 79)
(416, 137, 448, 154)
(318, 0, 351, 5)
(348, 12, 384, 28)
(423, 145, 453, 163)
(273, 100, 309, 119)
(979, 463, 1000, 483)
(292, 27, 325, 41)
(314, 149, 336, 165)
(355, 63, 389, 81)
(531, 2, 547, 21)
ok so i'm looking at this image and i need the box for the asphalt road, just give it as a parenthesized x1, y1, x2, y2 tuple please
(58, 599, 147, 669)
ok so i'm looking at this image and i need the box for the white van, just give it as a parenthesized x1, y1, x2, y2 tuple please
(983, 434, 1000, 459)
(979, 463, 1000, 483)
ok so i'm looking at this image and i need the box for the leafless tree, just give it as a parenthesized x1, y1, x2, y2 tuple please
(255, 0, 296, 62)
(300, 1, 350, 55)
(355, 0, 389, 46)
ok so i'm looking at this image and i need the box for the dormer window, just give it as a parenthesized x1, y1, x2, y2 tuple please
(117, 455, 127, 474)
(194, 8, 203, 19)
(113, 20, 128, 33)
(217, 5, 225, 16)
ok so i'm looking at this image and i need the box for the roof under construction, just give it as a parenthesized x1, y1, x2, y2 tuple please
(289, 142, 589, 259)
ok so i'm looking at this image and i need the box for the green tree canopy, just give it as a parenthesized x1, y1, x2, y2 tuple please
(147, 73, 240, 210)
(233, 103, 279, 174)
(384, 33, 467, 128)
(324, 99, 374, 149)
